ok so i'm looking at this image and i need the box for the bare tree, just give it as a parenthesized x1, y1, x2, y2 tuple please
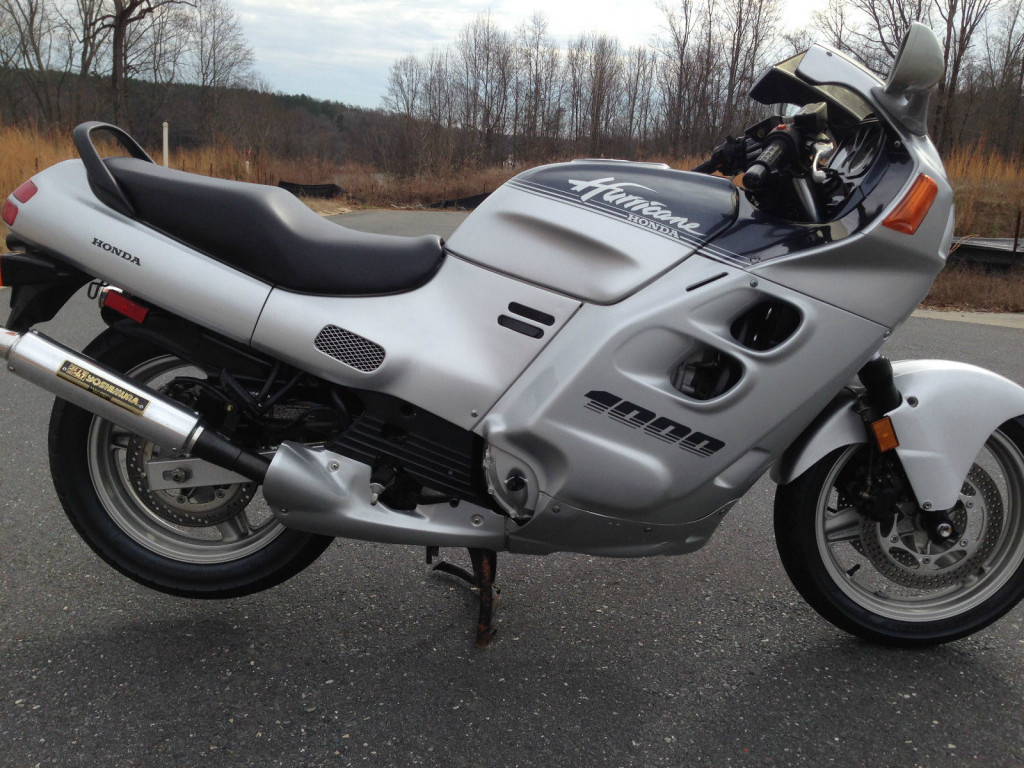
(381, 54, 424, 174)
(565, 33, 587, 145)
(812, 0, 862, 54)
(454, 13, 513, 163)
(101, 0, 191, 123)
(619, 44, 655, 155)
(515, 13, 561, 159)
(781, 27, 815, 55)
(933, 0, 999, 149)
(983, 0, 1024, 153)
(584, 34, 622, 155)
(717, 0, 783, 129)
(186, 0, 253, 140)
(847, 0, 930, 70)
(658, 0, 697, 155)
(0, 0, 75, 123)
(53, 0, 110, 121)
(124, 0, 188, 128)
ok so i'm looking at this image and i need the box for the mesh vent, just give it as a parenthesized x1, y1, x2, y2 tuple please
(313, 325, 386, 372)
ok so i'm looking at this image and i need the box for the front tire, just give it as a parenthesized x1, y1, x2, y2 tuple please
(774, 421, 1024, 645)
(48, 330, 333, 598)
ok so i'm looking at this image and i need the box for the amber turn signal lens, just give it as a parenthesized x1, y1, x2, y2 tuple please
(883, 174, 938, 235)
(871, 416, 900, 453)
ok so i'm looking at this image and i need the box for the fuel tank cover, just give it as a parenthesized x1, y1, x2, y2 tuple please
(446, 161, 738, 304)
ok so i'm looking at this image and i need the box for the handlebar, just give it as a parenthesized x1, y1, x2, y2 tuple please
(742, 132, 793, 190)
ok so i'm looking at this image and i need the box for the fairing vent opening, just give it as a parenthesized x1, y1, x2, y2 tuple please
(671, 346, 742, 401)
(314, 325, 386, 373)
(730, 300, 801, 351)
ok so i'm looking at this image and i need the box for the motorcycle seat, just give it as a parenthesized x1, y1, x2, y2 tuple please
(103, 157, 445, 295)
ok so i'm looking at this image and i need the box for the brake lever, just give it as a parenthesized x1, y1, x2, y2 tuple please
(811, 143, 834, 184)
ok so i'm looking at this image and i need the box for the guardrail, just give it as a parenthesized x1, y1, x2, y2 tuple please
(950, 237, 1022, 269)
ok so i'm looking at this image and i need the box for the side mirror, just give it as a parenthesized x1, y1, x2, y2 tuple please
(884, 22, 944, 94)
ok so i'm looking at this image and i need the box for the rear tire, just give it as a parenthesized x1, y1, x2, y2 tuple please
(49, 330, 333, 598)
(774, 421, 1024, 645)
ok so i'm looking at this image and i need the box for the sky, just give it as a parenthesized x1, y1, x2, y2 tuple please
(233, 0, 806, 109)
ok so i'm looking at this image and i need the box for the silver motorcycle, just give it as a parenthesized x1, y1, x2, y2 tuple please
(3, 23, 1022, 647)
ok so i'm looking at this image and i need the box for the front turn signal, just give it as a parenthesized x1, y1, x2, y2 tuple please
(882, 174, 938, 235)
(871, 416, 900, 453)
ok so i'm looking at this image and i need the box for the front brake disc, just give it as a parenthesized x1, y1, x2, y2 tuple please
(859, 464, 1004, 589)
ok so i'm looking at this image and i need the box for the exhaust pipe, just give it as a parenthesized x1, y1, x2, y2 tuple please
(2, 326, 505, 546)
(1, 327, 269, 483)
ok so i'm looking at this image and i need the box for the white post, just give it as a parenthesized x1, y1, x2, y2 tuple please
(162, 122, 169, 168)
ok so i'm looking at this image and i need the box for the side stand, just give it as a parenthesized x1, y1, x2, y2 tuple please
(429, 547, 499, 648)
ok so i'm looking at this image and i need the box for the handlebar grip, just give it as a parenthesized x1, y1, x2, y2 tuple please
(743, 137, 788, 190)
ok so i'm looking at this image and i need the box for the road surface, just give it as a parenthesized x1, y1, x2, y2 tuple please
(1, 211, 1023, 767)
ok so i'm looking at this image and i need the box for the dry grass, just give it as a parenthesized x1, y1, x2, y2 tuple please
(923, 262, 1024, 312)
(946, 147, 1024, 238)
(331, 163, 520, 207)
(926, 148, 1024, 311)
(2, 122, 1022, 312)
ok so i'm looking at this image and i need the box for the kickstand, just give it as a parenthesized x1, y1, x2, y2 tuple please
(430, 547, 499, 648)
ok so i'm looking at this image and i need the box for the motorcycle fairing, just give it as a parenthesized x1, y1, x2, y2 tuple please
(250, 254, 582, 430)
(709, 146, 915, 268)
(445, 161, 738, 304)
(752, 134, 953, 329)
(506, 493, 731, 557)
(262, 442, 507, 549)
(479, 253, 890, 544)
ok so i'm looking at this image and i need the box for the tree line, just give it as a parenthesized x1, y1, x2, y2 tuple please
(0, 0, 260, 140)
(382, 0, 1024, 174)
(1, 0, 1022, 177)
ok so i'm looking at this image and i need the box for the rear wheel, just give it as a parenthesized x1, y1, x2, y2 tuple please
(775, 421, 1024, 645)
(49, 330, 333, 598)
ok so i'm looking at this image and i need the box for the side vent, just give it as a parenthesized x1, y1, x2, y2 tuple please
(671, 347, 742, 401)
(314, 325, 386, 372)
(730, 301, 801, 351)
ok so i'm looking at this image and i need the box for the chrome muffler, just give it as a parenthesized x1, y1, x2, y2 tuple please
(1, 327, 268, 482)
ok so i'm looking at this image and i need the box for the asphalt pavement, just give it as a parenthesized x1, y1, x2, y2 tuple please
(1, 211, 1023, 768)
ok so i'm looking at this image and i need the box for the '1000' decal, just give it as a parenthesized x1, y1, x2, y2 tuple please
(584, 390, 724, 458)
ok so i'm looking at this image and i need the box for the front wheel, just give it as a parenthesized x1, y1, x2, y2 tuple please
(48, 330, 334, 598)
(774, 421, 1024, 645)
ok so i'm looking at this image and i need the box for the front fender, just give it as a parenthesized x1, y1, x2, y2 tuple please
(773, 360, 1024, 510)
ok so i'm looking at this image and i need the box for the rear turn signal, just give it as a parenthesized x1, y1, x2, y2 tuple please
(871, 416, 900, 453)
(883, 174, 938, 235)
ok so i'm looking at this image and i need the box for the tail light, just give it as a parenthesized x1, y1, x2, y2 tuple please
(2, 179, 39, 227)
(1, 200, 17, 226)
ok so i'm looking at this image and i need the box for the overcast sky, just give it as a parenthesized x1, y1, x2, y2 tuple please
(233, 0, 806, 109)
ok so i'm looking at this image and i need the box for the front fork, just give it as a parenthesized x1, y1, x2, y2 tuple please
(853, 354, 962, 544)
